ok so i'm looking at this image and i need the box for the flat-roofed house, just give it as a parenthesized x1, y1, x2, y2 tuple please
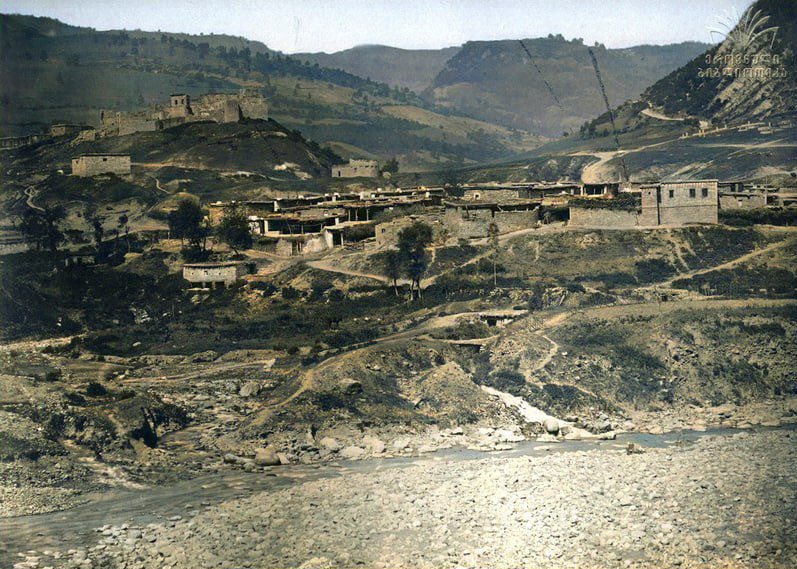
(183, 262, 247, 289)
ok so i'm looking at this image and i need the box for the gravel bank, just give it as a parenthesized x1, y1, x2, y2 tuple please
(14, 429, 796, 569)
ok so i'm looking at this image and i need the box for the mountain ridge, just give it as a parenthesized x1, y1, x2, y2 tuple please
(423, 36, 711, 137)
(297, 45, 460, 93)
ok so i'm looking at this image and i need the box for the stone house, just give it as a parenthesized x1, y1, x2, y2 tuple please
(640, 180, 718, 226)
(71, 154, 131, 177)
(375, 216, 448, 248)
(183, 262, 248, 289)
(570, 180, 719, 228)
(331, 159, 379, 178)
(443, 200, 540, 239)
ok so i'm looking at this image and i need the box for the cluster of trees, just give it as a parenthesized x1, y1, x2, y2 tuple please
(16, 206, 66, 252)
(17, 198, 256, 263)
(16, 204, 133, 257)
(167, 200, 253, 258)
(381, 157, 399, 175)
(382, 221, 434, 299)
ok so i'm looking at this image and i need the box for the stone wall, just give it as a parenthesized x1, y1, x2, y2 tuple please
(462, 189, 519, 202)
(239, 94, 269, 120)
(100, 111, 160, 136)
(568, 207, 641, 228)
(0, 231, 31, 256)
(332, 160, 379, 178)
(443, 207, 538, 239)
(50, 124, 89, 137)
(71, 155, 131, 177)
(719, 193, 767, 210)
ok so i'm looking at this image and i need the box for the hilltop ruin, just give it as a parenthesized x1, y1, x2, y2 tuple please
(98, 90, 268, 137)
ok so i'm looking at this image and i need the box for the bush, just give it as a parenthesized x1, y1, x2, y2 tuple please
(673, 266, 797, 296)
(281, 286, 302, 300)
(635, 258, 677, 283)
(569, 194, 641, 211)
(720, 208, 797, 227)
(85, 381, 108, 396)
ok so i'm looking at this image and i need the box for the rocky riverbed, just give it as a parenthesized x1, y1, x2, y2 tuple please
(6, 428, 796, 569)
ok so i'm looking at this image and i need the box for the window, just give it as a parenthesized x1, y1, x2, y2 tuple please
(102, 157, 107, 162)
(668, 189, 674, 198)
(701, 187, 708, 198)
(689, 188, 696, 198)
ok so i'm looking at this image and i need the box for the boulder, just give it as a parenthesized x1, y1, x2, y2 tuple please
(543, 417, 560, 435)
(254, 448, 281, 466)
(494, 428, 524, 443)
(339, 379, 363, 396)
(340, 446, 366, 460)
(239, 381, 261, 398)
(626, 442, 645, 455)
(318, 437, 342, 452)
(186, 350, 218, 363)
(362, 436, 386, 454)
(537, 433, 559, 443)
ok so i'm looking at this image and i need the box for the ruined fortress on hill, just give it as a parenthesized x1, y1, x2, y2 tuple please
(97, 90, 268, 137)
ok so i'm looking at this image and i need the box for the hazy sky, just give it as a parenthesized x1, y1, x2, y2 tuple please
(3, 0, 755, 53)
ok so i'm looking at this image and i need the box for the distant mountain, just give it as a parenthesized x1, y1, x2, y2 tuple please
(0, 14, 544, 170)
(423, 36, 710, 136)
(297, 45, 460, 92)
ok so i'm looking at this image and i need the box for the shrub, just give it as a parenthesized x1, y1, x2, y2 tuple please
(720, 208, 797, 227)
(85, 381, 108, 396)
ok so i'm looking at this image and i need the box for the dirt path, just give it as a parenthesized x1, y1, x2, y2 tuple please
(24, 184, 44, 212)
(258, 308, 528, 417)
(306, 258, 393, 283)
(640, 108, 685, 121)
(529, 333, 559, 373)
(662, 237, 796, 287)
(121, 359, 277, 386)
(307, 250, 491, 288)
(0, 335, 78, 352)
(578, 151, 619, 184)
(148, 176, 169, 194)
